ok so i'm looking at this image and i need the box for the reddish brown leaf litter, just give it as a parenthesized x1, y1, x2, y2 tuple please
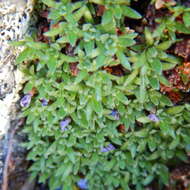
(65, 44, 75, 57)
(169, 165, 190, 190)
(155, 0, 176, 10)
(97, 5, 106, 16)
(161, 37, 190, 103)
(39, 10, 49, 19)
(178, 62, 190, 76)
(116, 28, 124, 36)
(117, 124, 126, 133)
(145, 4, 171, 29)
(174, 39, 190, 61)
(165, 68, 188, 91)
(70, 62, 79, 76)
(37, 24, 49, 43)
(165, 89, 182, 103)
(36, 11, 50, 43)
(160, 61, 190, 103)
(103, 65, 127, 77)
(28, 87, 37, 96)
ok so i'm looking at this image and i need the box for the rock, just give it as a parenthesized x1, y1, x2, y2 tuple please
(20, 178, 36, 190)
(0, 0, 34, 186)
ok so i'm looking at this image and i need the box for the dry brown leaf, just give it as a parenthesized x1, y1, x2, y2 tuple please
(155, 0, 176, 9)
(70, 62, 79, 76)
(97, 5, 106, 16)
(174, 39, 190, 61)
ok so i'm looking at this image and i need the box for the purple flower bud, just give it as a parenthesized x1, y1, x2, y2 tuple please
(77, 179, 88, 190)
(41, 98, 48, 106)
(109, 109, 120, 120)
(55, 188, 62, 190)
(101, 144, 115, 153)
(20, 94, 32, 107)
(60, 117, 71, 131)
(148, 114, 159, 122)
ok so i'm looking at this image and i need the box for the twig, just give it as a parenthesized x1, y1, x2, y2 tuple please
(1, 127, 17, 190)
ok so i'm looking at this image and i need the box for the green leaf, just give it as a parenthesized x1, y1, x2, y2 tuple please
(169, 136, 180, 150)
(160, 122, 175, 137)
(158, 75, 171, 86)
(84, 41, 94, 56)
(73, 6, 87, 22)
(166, 106, 184, 115)
(95, 55, 107, 69)
(68, 31, 78, 46)
(122, 6, 142, 19)
(26, 42, 48, 49)
(160, 95, 173, 106)
(44, 27, 63, 37)
(134, 129, 148, 137)
(16, 48, 35, 63)
(84, 6, 94, 23)
(115, 91, 129, 105)
(148, 138, 157, 152)
(143, 175, 154, 186)
(124, 69, 139, 86)
(175, 22, 190, 34)
(158, 165, 169, 185)
(102, 10, 113, 25)
(117, 52, 131, 70)
(157, 41, 173, 51)
(62, 163, 72, 180)
(90, 98, 103, 117)
(42, 0, 57, 7)
(95, 84, 102, 101)
(47, 56, 57, 73)
(149, 59, 162, 74)
(67, 149, 75, 163)
(149, 76, 160, 90)
(162, 62, 178, 71)
(183, 12, 190, 27)
(75, 71, 88, 84)
(9, 40, 25, 46)
(85, 103, 93, 121)
(60, 54, 77, 63)
(139, 75, 146, 103)
(136, 117, 150, 124)
(145, 27, 153, 45)
(88, 0, 104, 5)
(113, 5, 122, 19)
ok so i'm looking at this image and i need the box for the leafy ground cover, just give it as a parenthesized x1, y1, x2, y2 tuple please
(15, 0, 190, 189)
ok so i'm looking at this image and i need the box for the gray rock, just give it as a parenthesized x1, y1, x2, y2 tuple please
(0, 0, 34, 186)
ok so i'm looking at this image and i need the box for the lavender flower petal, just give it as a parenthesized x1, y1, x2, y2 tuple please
(55, 188, 62, 190)
(77, 179, 88, 190)
(101, 147, 108, 153)
(101, 144, 115, 153)
(41, 98, 48, 106)
(107, 144, 115, 150)
(20, 94, 32, 107)
(60, 117, 71, 131)
(109, 109, 120, 120)
(148, 114, 159, 122)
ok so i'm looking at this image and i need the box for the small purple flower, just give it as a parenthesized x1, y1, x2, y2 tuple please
(60, 117, 71, 131)
(20, 94, 32, 107)
(77, 179, 88, 190)
(55, 188, 62, 190)
(109, 109, 120, 120)
(41, 98, 48, 106)
(148, 114, 159, 122)
(101, 143, 115, 153)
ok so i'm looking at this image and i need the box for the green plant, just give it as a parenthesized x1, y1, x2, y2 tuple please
(16, 0, 190, 189)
